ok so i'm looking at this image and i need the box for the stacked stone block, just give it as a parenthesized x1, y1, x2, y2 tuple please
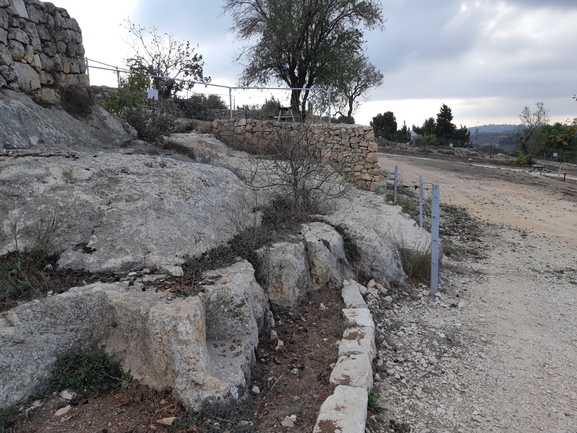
(0, 0, 88, 104)
(211, 118, 384, 189)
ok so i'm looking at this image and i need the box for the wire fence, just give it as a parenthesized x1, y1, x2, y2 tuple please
(84, 58, 333, 123)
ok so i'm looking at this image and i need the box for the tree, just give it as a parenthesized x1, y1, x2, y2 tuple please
(371, 112, 397, 140)
(517, 102, 550, 159)
(122, 19, 209, 99)
(223, 0, 384, 118)
(394, 121, 411, 143)
(332, 55, 383, 120)
(435, 104, 457, 143)
(412, 117, 436, 136)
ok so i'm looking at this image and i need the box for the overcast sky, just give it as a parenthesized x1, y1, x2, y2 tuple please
(56, 0, 577, 129)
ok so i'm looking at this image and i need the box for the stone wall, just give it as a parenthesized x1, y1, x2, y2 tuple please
(0, 0, 88, 105)
(210, 119, 384, 188)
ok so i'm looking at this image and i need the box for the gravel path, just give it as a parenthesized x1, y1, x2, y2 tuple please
(369, 154, 577, 433)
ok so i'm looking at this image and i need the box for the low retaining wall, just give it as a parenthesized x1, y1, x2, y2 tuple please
(210, 119, 384, 188)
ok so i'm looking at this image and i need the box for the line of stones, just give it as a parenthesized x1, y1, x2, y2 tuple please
(313, 279, 377, 433)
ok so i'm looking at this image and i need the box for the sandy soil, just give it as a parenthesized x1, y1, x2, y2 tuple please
(370, 152, 577, 433)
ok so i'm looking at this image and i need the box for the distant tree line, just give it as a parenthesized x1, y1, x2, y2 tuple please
(370, 104, 470, 146)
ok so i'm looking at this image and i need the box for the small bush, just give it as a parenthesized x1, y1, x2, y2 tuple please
(122, 107, 175, 143)
(61, 86, 94, 118)
(0, 215, 62, 310)
(49, 351, 132, 394)
(397, 245, 431, 283)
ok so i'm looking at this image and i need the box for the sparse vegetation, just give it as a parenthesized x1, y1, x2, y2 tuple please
(368, 393, 387, 413)
(0, 215, 63, 311)
(49, 350, 133, 395)
(104, 71, 174, 143)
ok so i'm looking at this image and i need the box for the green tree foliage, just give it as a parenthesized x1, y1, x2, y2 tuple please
(413, 105, 470, 146)
(104, 71, 149, 114)
(412, 117, 436, 136)
(175, 93, 228, 120)
(435, 104, 456, 142)
(371, 111, 397, 140)
(261, 96, 283, 117)
(223, 0, 384, 118)
(104, 71, 174, 142)
(122, 19, 209, 99)
(542, 120, 577, 149)
(516, 101, 550, 160)
(394, 121, 411, 143)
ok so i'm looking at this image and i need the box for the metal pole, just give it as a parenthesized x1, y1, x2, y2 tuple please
(229, 87, 233, 120)
(328, 90, 331, 124)
(393, 165, 399, 205)
(430, 185, 440, 296)
(419, 175, 424, 228)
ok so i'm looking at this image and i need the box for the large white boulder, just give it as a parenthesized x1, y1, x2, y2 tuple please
(302, 222, 353, 287)
(257, 241, 312, 306)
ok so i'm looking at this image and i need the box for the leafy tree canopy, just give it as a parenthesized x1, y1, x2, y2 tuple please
(371, 111, 397, 139)
(223, 0, 385, 118)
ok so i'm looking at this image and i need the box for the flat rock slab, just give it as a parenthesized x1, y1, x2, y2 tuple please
(0, 152, 256, 273)
(342, 281, 367, 308)
(329, 353, 373, 390)
(313, 385, 368, 433)
(342, 308, 374, 328)
(338, 327, 376, 361)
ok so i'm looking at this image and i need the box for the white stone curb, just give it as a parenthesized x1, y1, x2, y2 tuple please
(313, 279, 375, 433)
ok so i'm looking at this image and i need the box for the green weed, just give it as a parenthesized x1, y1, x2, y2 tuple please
(368, 393, 387, 413)
(49, 351, 133, 395)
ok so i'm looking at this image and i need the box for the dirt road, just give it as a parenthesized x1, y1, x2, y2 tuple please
(370, 153, 577, 432)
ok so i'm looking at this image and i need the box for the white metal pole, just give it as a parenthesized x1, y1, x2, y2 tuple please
(419, 175, 424, 228)
(393, 165, 399, 205)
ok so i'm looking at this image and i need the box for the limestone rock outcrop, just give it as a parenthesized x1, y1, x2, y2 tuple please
(0, 150, 256, 273)
(0, 261, 268, 410)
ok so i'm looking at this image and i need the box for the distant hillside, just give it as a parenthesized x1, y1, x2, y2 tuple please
(468, 124, 519, 149)
(467, 124, 519, 134)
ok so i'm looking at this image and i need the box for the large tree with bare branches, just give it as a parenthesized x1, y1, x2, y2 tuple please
(223, 0, 384, 119)
(122, 19, 209, 98)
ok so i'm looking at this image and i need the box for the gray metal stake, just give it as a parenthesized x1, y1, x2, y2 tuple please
(430, 184, 440, 296)
(419, 174, 424, 228)
(394, 165, 399, 205)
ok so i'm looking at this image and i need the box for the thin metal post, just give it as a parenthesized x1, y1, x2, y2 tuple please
(430, 185, 440, 296)
(393, 165, 399, 205)
(229, 87, 233, 120)
(419, 175, 424, 228)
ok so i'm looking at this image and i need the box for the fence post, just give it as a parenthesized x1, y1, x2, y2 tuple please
(393, 165, 398, 205)
(430, 184, 440, 296)
(229, 87, 233, 120)
(419, 175, 424, 228)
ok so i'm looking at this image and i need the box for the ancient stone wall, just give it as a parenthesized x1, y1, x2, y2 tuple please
(211, 119, 384, 188)
(0, 0, 88, 105)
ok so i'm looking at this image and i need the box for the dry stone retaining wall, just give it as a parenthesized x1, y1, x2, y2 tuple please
(0, 0, 88, 105)
(210, 119, 384, 188)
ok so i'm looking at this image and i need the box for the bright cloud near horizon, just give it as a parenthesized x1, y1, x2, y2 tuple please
(56, 0, 577, 129)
